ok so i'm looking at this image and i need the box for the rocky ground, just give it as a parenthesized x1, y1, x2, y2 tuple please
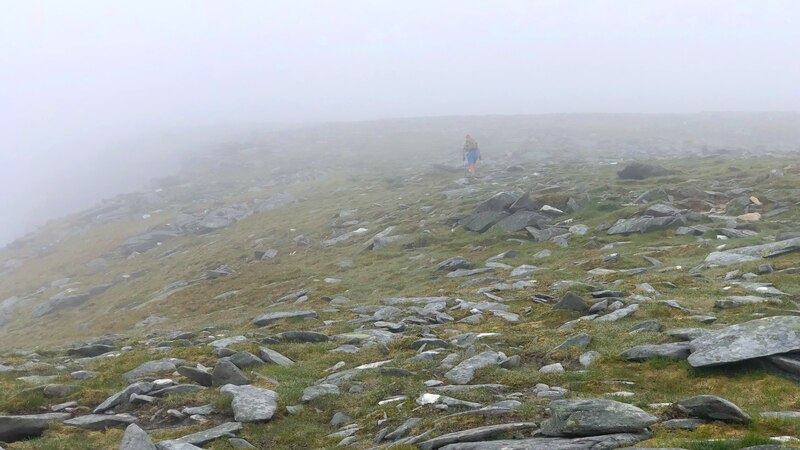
(0, 119, 799, 449)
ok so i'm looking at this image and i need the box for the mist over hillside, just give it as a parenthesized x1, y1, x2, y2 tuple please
(4, 112, 800, 248)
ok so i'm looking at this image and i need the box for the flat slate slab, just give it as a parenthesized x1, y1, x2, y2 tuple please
(252, 310, 316, 327)
(0, 413, 71, 442)
(705, 237, 800, 266)
(688, 315, 800, 367)
(170, 421, 243, 446)
(416, 422, 537, 450)
(437, 432, 650, 450)
(64, 414, 137, 430)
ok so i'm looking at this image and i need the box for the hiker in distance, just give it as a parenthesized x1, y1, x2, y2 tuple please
(462, 134, 482, 177)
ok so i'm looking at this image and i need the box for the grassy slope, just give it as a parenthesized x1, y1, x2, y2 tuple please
(0, 137, 798, 448)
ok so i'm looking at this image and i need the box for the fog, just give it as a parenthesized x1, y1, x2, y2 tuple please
(2, 0, 799, 245)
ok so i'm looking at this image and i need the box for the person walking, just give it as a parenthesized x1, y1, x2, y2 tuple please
(462, 134, 481, 177)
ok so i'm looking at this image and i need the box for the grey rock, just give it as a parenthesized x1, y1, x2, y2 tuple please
(541, 399, 658, 436)
(51, 401, 78, 412)
(552, 292, 589, 312)
(64, 414, 136, 430)
(228, 352, 265, 369)
(259, 347, 294, 366)
(124, 359, 183, 382)
(766, 353, 800, 377)
(461, 211, 510, 233)
(494, 211, 551, 232)
(676, 395, 751, 423)
(156, 442, 203, 450)
(509, 192, 536, 211)
(714, 295, 772, 309)
(42, 384, 77, 398)
(437, 257, 471, 271)
(688, 316, 800, 367)
(579, 351, 601, 368)
(446, 267, 495, 278)
(273, 331, 329, 343)
(0, 413, 71, 442)
(71, 370, 98, 380)
(67, 344, 114, 358)
(212, 359, 249, 387)
(220, 384, 279, 422)
(444, 351, 505, 384)
(95, 381, 154, 413)
(645, 203, 684, 217)
(539, 363, 564, 373)
(588, 299, 608, 314)
(120, 423, 157, 450)
(384, 417, 421, 441)
(302, 383, 340, 402)
(629, 320, 662, 334)
(595, 304, 639, 322)
(526, 226, 570, 242)
(620, 343, 691, 361)
(166, 421, 242, 446)
(416, 422, 538, 450)
(660, 418, 707, 430)
(475, 192, 519, 213)
(438, 433, 650, 450)
(229, 438, 257, 449)
(608, 216, 685, 235)
(148, 384, 203, 397)
(330, 411, 352, 428)
(553, 333, 591, 352)
(177, 366, 212, 387)
(252, 310, 316, 327)
(208, 335, 247, 348)
(499, 355, 521, 369)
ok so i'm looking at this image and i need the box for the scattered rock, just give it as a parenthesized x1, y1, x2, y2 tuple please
(541, 399, 658, 436)
(220, 384, 279, 422)
(676, 395, 751, 423)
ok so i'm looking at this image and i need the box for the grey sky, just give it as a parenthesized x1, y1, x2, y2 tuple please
(1, 0, 799, 244)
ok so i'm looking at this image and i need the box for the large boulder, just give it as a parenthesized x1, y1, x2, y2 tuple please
(617, 162, 670, 180)
(688, 316, 800, 367)
(220, 384, 279, 422)
(541, 399, 658, 437)
(0, 413, 70, 442)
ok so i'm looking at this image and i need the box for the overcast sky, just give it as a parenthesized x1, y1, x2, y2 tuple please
(1, 0, 799, 245)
